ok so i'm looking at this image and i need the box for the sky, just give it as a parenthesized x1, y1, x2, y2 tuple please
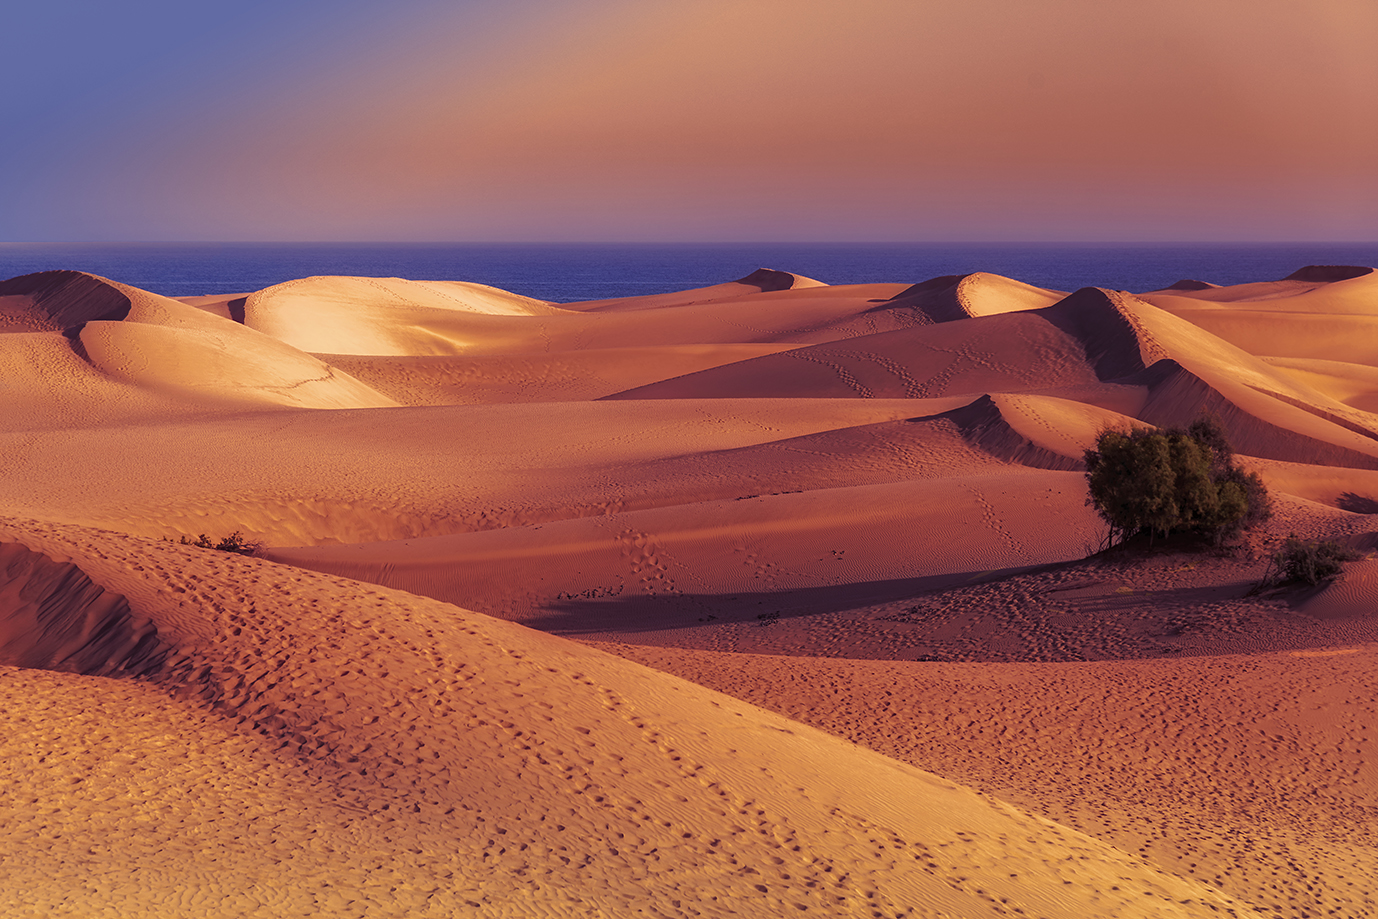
(2, 0, 1375, 242)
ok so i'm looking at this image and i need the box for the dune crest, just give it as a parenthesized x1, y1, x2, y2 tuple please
(1284, 264, 1375, 282)
(0, 270, 133, 331)
(0, 271, 398, 414)
(243, 275, 567, 355)
(735, 266, 827, 292)
(880, 271, 1064, 322)
(1151, 278, 1218, 292)
(928, 392, 1139, 471)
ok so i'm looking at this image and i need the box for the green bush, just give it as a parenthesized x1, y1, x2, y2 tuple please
(1084, 415, 1271, 546)
(1271, 537, 1360, 586)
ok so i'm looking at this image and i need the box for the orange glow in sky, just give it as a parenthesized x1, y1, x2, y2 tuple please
(6, 0, 1376, 240)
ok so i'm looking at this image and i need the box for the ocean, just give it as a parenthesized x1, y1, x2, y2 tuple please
(1, 242, 1375, 303)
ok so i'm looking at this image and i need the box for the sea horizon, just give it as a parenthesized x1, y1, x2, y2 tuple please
(3, 240, 1377, 302)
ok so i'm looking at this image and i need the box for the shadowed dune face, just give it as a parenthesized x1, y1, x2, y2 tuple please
(1154, 278, 1218, 291)
(0, 270, 133, 331)
(735, 267, 825, 292)
(3, 262, 1378, 916)
(0, 543, 164, 676)
(1284, 264, 1375, 283)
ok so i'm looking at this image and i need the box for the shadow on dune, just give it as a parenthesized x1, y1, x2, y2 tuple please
(0, 543, 167, 676)
(531, 555, 1375, 662)
(1337, 492, 1378, 514)
(1284, 265, 1374, 282)
(524, 565, 1052, 635)
(0, 270, 132, 331)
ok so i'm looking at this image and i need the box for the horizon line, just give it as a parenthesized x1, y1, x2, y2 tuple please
(5, 239, 1378, 248)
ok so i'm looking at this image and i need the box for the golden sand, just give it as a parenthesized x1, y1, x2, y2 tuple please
(2, 264, 1377, 916)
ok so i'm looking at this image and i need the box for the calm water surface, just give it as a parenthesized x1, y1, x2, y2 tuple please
(1, 243, 1375, 302)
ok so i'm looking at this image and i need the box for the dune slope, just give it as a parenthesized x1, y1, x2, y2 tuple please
(607, 642, 1378, 919)
(0, 516, 1251, 918)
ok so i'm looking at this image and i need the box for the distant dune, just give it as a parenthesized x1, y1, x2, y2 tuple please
(3, 262, 1378, 916)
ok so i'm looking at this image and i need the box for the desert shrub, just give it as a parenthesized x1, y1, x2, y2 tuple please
(1084, 415, 1270, 546)
(179, 531, 261, 556)
(1271, 537, 1361, 586)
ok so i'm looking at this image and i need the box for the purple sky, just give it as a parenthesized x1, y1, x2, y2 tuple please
(4, 0, 1376, 242)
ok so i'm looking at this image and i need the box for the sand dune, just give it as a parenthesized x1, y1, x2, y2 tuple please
(77, 320, 398, 410)
(610, 284, 1378, 470)
(264, 471, 1102, 626)
(325, 344, 801, 405)
(1144, 308, 1378, 366)
(244, 275, 567, 355)
(0, 399, 941, 546)
(1141, 268, 1378, 366)
(0, 516, 1249, 918)
(606, 642, 1378, 918)
(3, 262, 1378, 915)
(244, 271, 906, 358)
(1263, 357, 1378, 414)
(286, 287, 923, 357)
(883, 271, 1065, 320)
(1150, 264, 1374, 303)
(1145, 278, 1218, 292)
(609, 309, 1104, 400)
(564, 267, 827, 312)
(174, 291, 253, 321)
(0, 271, 396, 417)
(940, 392, 1136, 470)
(608, 285, 1218, 401)
(0, 269, 135, 330)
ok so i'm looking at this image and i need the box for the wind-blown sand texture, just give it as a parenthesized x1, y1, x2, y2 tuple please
(3, 263, 1378, 916)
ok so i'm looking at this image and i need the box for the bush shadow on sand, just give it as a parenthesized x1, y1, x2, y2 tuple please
(526, 566, 1048, 636)
(534, 547, 1378, 663)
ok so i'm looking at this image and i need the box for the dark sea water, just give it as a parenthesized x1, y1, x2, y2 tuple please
(1, 242, 1376, 302)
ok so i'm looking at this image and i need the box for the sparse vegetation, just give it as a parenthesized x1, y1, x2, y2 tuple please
(179, 531, 262, 556)
(1268, 536, 1361, 586)
(1084, 415, 1271, 547)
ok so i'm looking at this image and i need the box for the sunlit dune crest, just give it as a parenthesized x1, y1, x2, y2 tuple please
(0, 271, 396, 419)
(3, 263, 1378, 916)
(882, 271, 1065, 321)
